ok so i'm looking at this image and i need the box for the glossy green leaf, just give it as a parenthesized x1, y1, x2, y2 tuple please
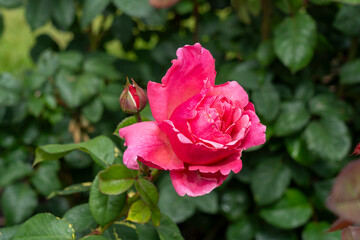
(0, 0, 22, 8)
(158, 175, 196, 223)
(276, 0, 303, 14)
(55, 70, 101, 108)
(81, 0, 111, 29)
(1, 183, 37, 225)
(31, 161, 61, 196)
(37, 50, 59, 77)
(52, 0, 75, 29)
(0, 226, 20, 240)
(114, 116, 137, 136)
(112, 0, 153, 18)
(63, 204, 97, 238)
(0, 73, 21, 106)
(333, 5, 360, 37)
(136, 222, 160, 240)
(252, 82, 280, 122)
(89, 175, 126, 226)
(220, 189, 250, 221)
(48, 182, 92, 199)
(302, 222, 341, 240)
(80, 236, 108, 240)
(340, 59, 360, 85)
(103, 221, 138, 240)
(127, 199, 152, 223)
(34, 135, 117, 168)
(285, 136, 317, 166)
(12, 213, 75, 240)
(192, 191, 219, 214)
(226, 217, 256, 240)
(260, 189, 312, 229)
(82, 98, 104, 123)
(98, 164, 138, 195)
(135, 178, 159, 209)
(251, 157, 291, 205)
(0, 161, 32, 187)
(156, 214, 184, 240)
(309, 94, 353, 121)
(83, 53, 120, 80)
(59, 51, 83, 72)
(274, 12, 317, 72)
(151, 207, 162, 226)
(256, 40, 275, 67)
(274, 101, 310, 136)
(304, 116, 351, 161)
(229, 61, 261, 90)
(25, 0, 53, 30)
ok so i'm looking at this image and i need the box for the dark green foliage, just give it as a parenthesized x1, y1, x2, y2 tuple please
(1, 0, 360, 239)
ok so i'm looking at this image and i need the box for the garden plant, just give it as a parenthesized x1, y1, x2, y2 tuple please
(1, 0, 360, 239)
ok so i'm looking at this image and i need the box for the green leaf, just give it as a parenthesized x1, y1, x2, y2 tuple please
(251, 157, 291, 205)
(333, 5, 360, 37)
(255, 224, 297, 240)
(12, 213, 75, 240)
(83, 52, 120, 80)
(1, 183, 37, 225)
(136, 222, 160, 240)
(302, 222, 341, 240)
(220, 189, 250, 221)
(156, 214, 184, 240)
(226, 217, 256, 240)
(48, 182, 92, 199)
(103, 221, 138, 240)
(25, 0, 53, 30)
(0, 226, 20, 240)
(256, 40, 275, 67)
(89, 175, 126, 226)
(304, 116, 351, 161)
(82, 98, 104, 123)
(127, 199, 152, 223)
(55, 70, 101, 108)
(0, 73, 21, 106)
(81, 0, 111, 29)
(98, 164, 138, 195)
(28, 96, 45, 117)
(80, 236, 108, 240)
(340, 59, 360, 85)
(294, 79, 314, 101)
(63, 204, 97, 238)
(0, 161, 32, 187)
(59, 51, 83, 72)
(274, 12, 317, 72)
(52, 0, 75, 29)
(135, 178, 159, 209)
(0, 0, 22, 8)
(31, 161, 61, 196)
(112, 0, 153, 18)
(34, 135, 117, 168)
(229, 61, 261, 90)
(37, 50, 59, 77)
(192, 191, 219, 214)
(260, 189, 312, 229)
(274, 101, 310, 136)
(151, 207, 162, 226)
(158, 175, 196, 223)
(101, 83, 123, 112)
(276, 0, 303, 13)
(309, 94, 354, 121)
(252, 82, 280, 122)
(285, 136, 317, 166)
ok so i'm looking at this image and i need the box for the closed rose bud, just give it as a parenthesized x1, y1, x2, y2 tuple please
(119, 78, 147, 114)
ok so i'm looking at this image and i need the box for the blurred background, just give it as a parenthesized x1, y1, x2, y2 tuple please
(0, 0, 360, 239)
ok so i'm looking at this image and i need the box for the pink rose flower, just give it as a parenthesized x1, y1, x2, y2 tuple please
(119, 43, 266, 197)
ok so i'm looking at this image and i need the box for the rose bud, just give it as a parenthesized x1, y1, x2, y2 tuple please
(119, 78, 147, 114)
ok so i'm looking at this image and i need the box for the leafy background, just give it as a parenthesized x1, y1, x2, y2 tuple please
(1, 0, 360, 239)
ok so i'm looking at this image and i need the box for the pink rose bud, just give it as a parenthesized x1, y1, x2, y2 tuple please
(119, 78, 147, 114)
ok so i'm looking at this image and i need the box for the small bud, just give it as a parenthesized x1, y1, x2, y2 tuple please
(119, 78, 147, 114)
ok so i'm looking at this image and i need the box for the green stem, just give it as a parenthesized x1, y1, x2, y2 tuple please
(134, 112, 142, 122)
(261, 0, 272, 41)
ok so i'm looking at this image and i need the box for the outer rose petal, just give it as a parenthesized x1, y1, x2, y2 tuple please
(210, 81, 249, 108)
(188, 153, 242, 175)
(159, 120, 237, 165)
(170, 169, 227, 197)
(119, 121, 184, 170)
(240, 110, 266, 149)
(148, 43, 216, 123)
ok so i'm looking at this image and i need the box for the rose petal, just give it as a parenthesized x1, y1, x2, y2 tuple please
(170, 169, 227, 197)
(148, 43, 216, 123)
(209, 81, 249, 108)
(188, 153, 242, 175)
(240, 110, 266, 149)
(159, 120, 237, 165)
(119, 121, 184, 170)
